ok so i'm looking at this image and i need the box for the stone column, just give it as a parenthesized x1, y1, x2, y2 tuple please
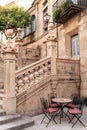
(2, 29, 17, 114)
(47, 36, 57, 74)
(79, 10, 87, 98)
(44, 34, 58, 92)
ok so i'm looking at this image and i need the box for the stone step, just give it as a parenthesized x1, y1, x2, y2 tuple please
(0, 116, 34, 130)
(0, 109, 6, 116)
(0, 114, 21, 125)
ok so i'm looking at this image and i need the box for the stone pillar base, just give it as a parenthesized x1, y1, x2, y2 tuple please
(3, 96, 16, 114)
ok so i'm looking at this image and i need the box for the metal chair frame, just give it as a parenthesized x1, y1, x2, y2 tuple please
(68, 101, 86, 127)
(48, 93, 59, 108)
(40, 97, 58, 127)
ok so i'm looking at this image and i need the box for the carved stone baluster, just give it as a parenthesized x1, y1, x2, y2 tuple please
(44, 63, 49, 76)
(23, 73, 30, 89)
(34, 68, 40, 83)
(29, 71, 35, 86)
(15, 77, 19, 94)
(38, 65, 44, 80)
(48, 62, 51, 75)
(17, 75, 24, 93)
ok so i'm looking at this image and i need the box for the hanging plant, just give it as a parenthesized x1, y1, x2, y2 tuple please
(53, 8, 61, 22)
(52, 0, 73, 22)
(61, 0, 73, 13)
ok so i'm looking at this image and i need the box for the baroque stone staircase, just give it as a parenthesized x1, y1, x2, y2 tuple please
(0, 56, 51, 129)
(0, 55, 80, 129)
(0, 89, 34, 130)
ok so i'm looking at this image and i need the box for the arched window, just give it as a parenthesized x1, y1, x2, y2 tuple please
(31, 15, 36, 33)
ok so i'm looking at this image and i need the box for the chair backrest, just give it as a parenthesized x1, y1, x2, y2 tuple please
(71, 94, 79, 105)
(77, 100, 83, 112)
(40, 98, 48, 110)
(48, 93, 57, 104)
(71, 94, 84, 112)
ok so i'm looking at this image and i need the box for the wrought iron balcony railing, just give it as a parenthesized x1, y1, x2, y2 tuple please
(53, 0, 87, 24)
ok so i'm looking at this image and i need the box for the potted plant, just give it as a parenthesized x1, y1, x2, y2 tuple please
(0, 6, 31, 38)
(53, 8, 61, 22)
(52, 0, 73, 22)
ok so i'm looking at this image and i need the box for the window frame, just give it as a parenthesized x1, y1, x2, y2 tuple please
(71, 34, 79, 58)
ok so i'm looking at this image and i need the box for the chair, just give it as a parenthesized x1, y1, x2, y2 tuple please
(65, 94, 79, 109)
(68, 101, 86, 127)
(48, 93, 59, 108)
(40, 97, 58, 127)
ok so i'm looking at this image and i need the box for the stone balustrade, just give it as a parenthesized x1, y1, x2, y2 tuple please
(56, 57, 80, 81)
(15, 57, 51, 94)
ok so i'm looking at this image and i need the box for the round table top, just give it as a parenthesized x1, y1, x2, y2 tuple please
(52, 98, 72, 104)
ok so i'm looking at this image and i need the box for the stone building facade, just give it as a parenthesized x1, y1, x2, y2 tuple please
(1, 0, 87, 115)
(21, 0, 87, 98)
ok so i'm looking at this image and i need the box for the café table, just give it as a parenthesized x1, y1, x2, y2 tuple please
(52, 97, 72, 124)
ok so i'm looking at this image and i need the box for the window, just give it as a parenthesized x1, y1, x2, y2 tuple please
(31, 15, 36, 33)
(43, 0, 48, 6)
(21, 15, 36, 37)
(43, 7, 48, 32)
(72, 0, 77, 4)
(71, 34, 79, 57)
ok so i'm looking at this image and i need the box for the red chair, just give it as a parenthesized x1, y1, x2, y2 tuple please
(40, 97, 58, 127)
(48, 93, 59, 108)
(68, 102, 85, 127)
(65, 94, 79, 109)
(65, 103, 78, 109)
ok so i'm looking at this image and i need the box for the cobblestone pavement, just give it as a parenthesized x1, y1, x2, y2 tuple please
(23, 106, 87, 130)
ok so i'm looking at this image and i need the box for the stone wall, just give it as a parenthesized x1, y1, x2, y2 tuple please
(79, 10, 87, 97)
(51, 58, 80, 98)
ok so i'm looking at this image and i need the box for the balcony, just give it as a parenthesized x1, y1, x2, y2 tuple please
(53, 0, 87, 24)
(23, 33, 35, 46)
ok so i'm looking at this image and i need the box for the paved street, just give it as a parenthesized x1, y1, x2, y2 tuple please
(23, 106, 87, 130)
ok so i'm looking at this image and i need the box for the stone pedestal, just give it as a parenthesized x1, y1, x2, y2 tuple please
(3, 51, 17, 114)
(44, 35, 57, 92)
(2, 29, 17, 114)
(44, 35, 57, 74)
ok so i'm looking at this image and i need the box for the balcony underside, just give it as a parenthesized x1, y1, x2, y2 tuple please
(57, 4, 85, 24)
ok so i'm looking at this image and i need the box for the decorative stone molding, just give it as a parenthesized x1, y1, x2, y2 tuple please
(47, 35, 57, 42)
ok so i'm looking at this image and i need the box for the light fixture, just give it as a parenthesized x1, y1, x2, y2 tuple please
(43, 13, 51, 22)
(43, 12, 59, 57)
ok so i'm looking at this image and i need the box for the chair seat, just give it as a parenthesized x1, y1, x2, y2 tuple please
(49, 103, 59, 108)
(43, 108, 58, 113)
(68, 108, 82, 114)
(66, 103, 78, 109)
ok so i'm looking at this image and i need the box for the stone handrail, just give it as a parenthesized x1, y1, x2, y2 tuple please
(15, 56, 51, 94)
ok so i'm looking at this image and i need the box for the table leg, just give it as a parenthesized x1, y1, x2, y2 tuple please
(59, 105, 63, 124)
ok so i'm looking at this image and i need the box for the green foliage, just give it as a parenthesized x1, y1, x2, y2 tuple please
(53, 8, 61, 22)
(52, 0, 73, 22)
(0, 6, 31, 31)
